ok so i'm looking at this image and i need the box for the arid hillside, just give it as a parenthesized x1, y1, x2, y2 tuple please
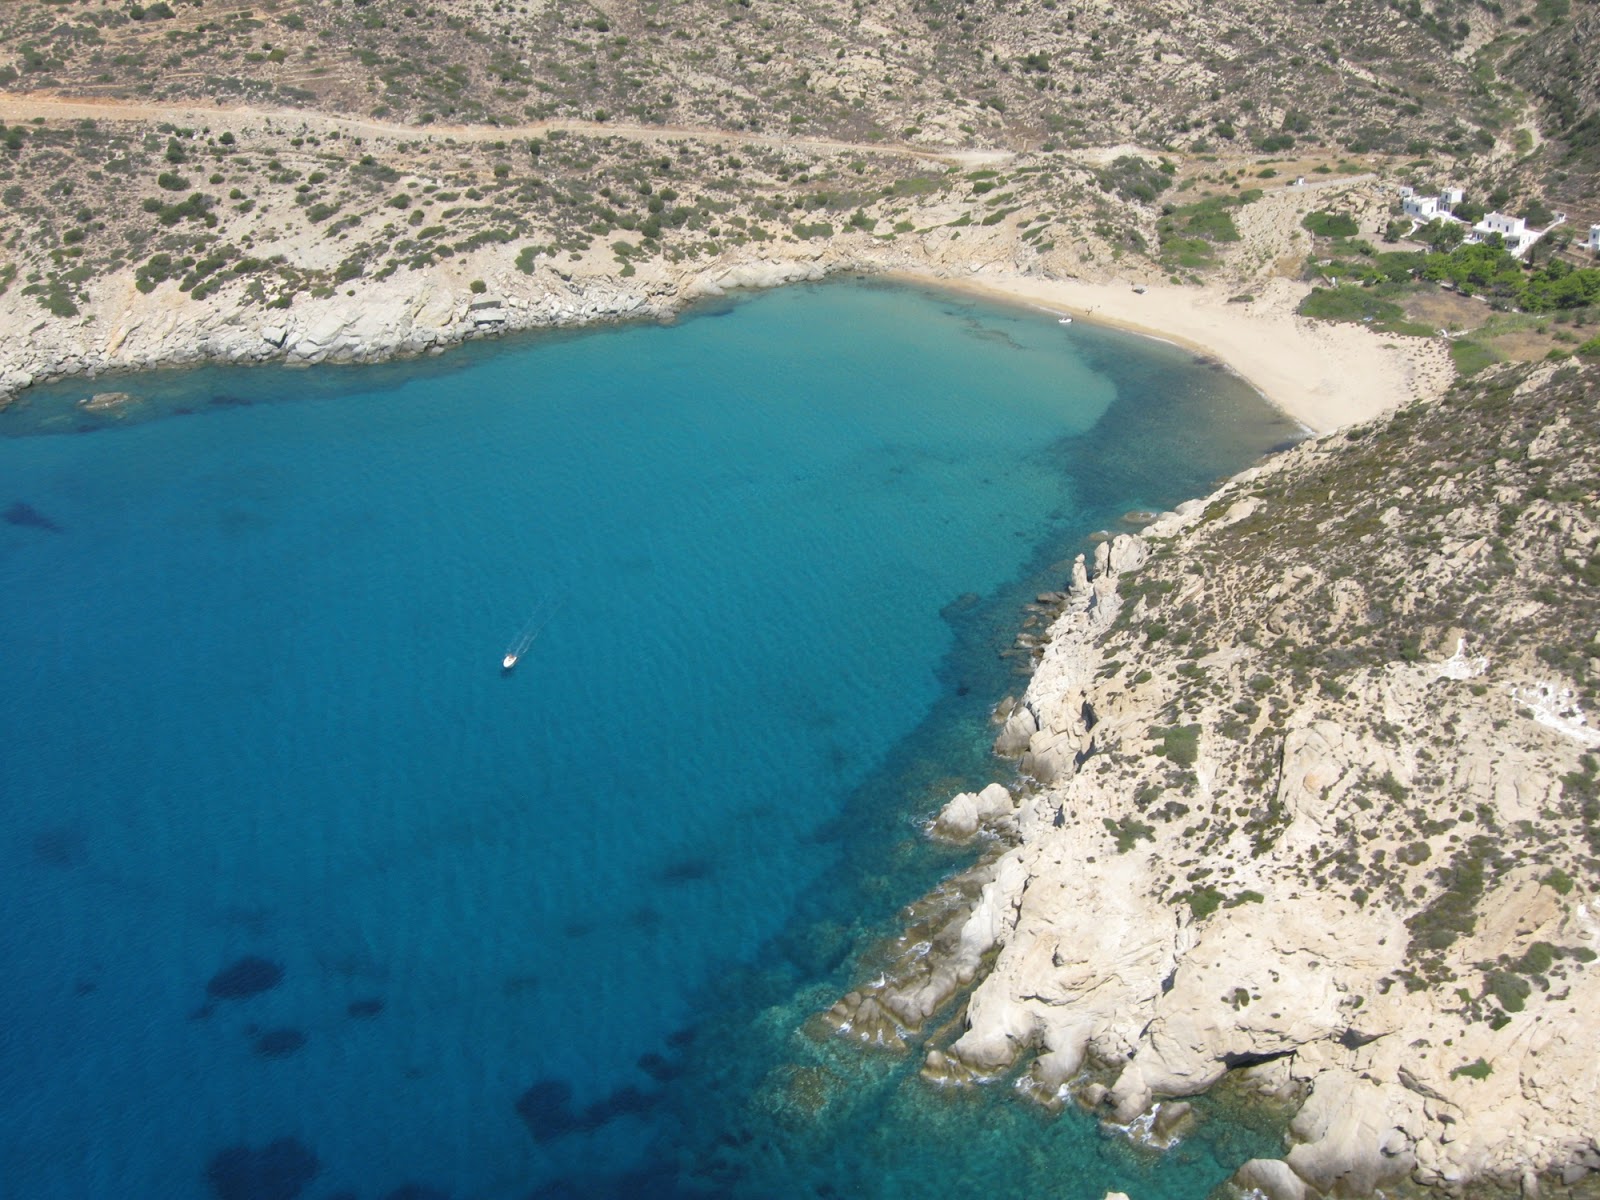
(821, 356, 1600, 1198)
(0, 0, 1577, 163)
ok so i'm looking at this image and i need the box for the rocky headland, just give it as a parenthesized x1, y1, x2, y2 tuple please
(826, 359, 1600, 1197)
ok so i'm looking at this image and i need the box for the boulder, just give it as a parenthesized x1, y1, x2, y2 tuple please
(1232, 1158, 1308, 1200)
(932, 783, 1013, 841)
(994, 704, 1038, 756)
(1286, 1072, 1417, 1196)
(1106, 534, 1148, 575)
(1152, 1099, 1195, 1141)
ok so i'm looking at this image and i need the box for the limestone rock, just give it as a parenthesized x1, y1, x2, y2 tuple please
(1232, 1157, 1308, 1200)
(931, 783, 1015, 841)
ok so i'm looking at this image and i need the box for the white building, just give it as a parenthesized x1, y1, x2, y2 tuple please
(1589, 224, 1600, 253)
(1472, 212, 1533, 255)
(1398, 185, 1466, 222)
(1403, 193, 1441, 220)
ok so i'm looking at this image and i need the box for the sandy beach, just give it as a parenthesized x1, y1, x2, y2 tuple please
(895, 269, 1455, 435)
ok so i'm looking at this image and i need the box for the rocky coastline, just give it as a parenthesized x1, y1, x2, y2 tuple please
(0, 245, 851, 412)
(825, 361, 1600, 1198)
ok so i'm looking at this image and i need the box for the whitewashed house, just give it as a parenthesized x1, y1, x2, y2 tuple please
(1473, 211, 1532, 254)
(1441, 187, 1465, 208)
(1403, 193, 1441, 220)
(1589, 224, 1600, 253)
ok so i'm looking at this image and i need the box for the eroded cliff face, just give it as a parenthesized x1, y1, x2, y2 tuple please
(827, 360, 1600, 1197)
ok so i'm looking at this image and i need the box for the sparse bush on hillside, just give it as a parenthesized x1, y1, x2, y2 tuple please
(1303, 211, 1359, 237)
(1095, 156, 1170, 205)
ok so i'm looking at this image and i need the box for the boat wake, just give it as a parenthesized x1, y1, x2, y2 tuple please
(502, 592, 564, 672)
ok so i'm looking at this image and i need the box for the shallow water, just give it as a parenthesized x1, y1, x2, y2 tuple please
(0, 280, 1298, 1199)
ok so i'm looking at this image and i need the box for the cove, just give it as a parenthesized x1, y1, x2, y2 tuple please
(0, 279, 1299, 1199)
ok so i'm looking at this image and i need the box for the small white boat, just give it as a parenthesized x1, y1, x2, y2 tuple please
(502, 653, 518, 671)
(1058, 316, 1073, 325)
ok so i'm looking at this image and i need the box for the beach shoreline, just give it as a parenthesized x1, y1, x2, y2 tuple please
(3, 248, 1451, 440)
(888, 267, 1453, 434)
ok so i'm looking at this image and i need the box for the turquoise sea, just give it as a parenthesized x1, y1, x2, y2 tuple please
(0, 280, 1298, 1200)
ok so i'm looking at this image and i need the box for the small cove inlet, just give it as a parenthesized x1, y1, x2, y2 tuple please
(0, 279, 1300, 1199)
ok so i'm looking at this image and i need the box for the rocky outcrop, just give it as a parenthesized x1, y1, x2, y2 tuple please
(823, 363, 1600, 1197)
(931, 782, 1015, 841)
(0, 246, 855, 409)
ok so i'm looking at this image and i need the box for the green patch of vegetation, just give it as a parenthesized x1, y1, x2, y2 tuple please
(1151, 724, 1200, 768)
(1103, 816, 1156, 854)
(1182, 885, 1225, 919)
(1157, 193, 1248, 269)
(1407, 834, 1504, 961)
(1484, 968, 1531, 1012)
(26, 277, 78, 317)
(1297, 285, 1430, 337)
(1095, 155, 1170, 204)
(1450, 1057, 1492, 1080)
(1449, 339, 1500, 378)
(140, 192, 217, 228)
(1303, 210, 1359, 237)
(1542, 867, 1574, 895)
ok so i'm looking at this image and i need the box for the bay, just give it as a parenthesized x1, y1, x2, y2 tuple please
(0, 280, 1298, 1199)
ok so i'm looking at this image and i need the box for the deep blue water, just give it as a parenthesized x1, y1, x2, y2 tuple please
(0, 281, 1299, 1200)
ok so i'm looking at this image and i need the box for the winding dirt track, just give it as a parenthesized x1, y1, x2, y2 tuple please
(0, 91, 1015, 169)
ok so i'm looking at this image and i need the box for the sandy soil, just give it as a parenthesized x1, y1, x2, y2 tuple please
(897, 269, 1454, 433)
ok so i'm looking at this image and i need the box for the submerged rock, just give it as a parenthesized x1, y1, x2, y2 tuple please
(252, 1028, 307, 1059)
(205, 1137, 319, 1200)
(77, 391, 133, 412)
(514, 1078, 661, 1143)
(207, 956, 285, 1000)
(3, 501, 63, 533)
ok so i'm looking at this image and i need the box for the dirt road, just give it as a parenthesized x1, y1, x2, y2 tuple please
(0, 91, 1015, 170)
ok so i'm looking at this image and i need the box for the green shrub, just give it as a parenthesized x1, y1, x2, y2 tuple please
(1096, 155, 1170, 204)
(1152, 724, 1200, 767)
(1184, 885, 1225, 919)
(1485, 969, 1531, 1012)
(1303, 211, 1359, 237)
(1450, 1058, 1492, 1080)
(1449, 339, 1500, 378)
(1299, 285, 1405, 326)
(1515, 941, 1556, 975)
(35, 278, 77, 317)
(1103, 816, 1156, 853)
(1542, 867, 1575, 894)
